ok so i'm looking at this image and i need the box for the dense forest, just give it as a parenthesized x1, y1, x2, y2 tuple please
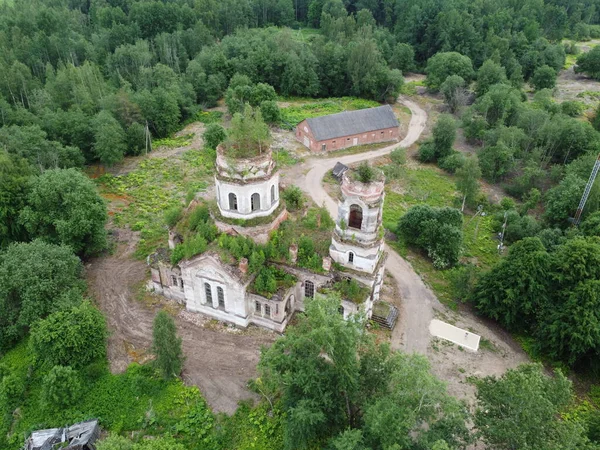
(3, 0, 600, 449)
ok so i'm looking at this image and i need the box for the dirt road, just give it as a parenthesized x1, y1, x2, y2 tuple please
(297, 98, 434, 353)
(87, 229, 275, 414)
(297, 97, 529, 403)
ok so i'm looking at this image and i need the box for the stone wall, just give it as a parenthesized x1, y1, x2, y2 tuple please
(214, 207, 288, 244)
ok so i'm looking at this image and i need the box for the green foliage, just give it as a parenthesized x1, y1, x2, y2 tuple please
(389, 148, 406, 166)
(258, 296, 471, 450)
(475, 364, 591, 450)
(575, 45, 600, 80)
(425, 52, 474, 91)
(478, 142, 515, 182)
(0, 150, 32, 247)
(224, 105, 271, 158)
(93, 110, 127, 166)
(152, 311, 184, 380)
(41, 365, 82, 410)
(253, 267, 278, 296)
(440, 75, 468, 114)
(476, 60, 507, 97)
(0, 240, 85, 350)
(531, 65, 557, 91)
(30, 302, 108, 370)
(331, 279, 370, 303)
(20, 168, 108, 255)
(171, 234, 208, 265)
(455, 156, 481, 208)
(164, 206, 183, 228)
(438, 152, 465, 174)
(260, 101, 281, 124)
(432, 115, 457, 160)
(398, 205, 464, 268)
(355, 162, 376, 183)
(282, 186, 304, 211)
(203, 123, 227, 150)
(153, 135, 193, 149)
(561, 101, 585, 117)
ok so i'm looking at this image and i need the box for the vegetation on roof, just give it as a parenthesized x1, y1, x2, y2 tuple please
(324, 278, 371, 304)
(250, 266, 297, 298)
(222, 105, 271, 159)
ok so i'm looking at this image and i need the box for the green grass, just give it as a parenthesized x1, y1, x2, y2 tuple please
(96, 148, 214, 258)
(399, 80, 426, 96)
(565, 54, 578, 69)
(153, 134, 193, 149)
(280, 97, 381, 128)
(382, 164, 501, 308)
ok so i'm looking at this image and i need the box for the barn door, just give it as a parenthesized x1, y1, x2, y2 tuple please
(303, 136, 309, 147)
(352, 137, 358, 146)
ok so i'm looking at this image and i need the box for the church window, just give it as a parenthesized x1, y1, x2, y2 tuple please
(204, 283, 212, 303)
(265, 304, 271, 316)
(349, 204, 363, 230)
(305, 280, 315, 298)
(229, 193, 238, 210)
(255, 301, 261, 313)
(217, 287, 225, 309)
(171, 275, 177, 286)
(251, 193, 260, 211)
(348, 252, 354, 264)
(179, 278, 184, 289)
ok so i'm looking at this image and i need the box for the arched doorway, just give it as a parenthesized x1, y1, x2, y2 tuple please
(349, 204, 363, 229)
(251, 193, 260, 211)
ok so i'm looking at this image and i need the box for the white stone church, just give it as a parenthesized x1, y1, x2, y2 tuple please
(148, 145, 396, 332)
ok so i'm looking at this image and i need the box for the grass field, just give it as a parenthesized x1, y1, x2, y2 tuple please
(279, 97, 381, 128)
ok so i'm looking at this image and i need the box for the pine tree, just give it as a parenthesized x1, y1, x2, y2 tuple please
(152, 310, 184, 380)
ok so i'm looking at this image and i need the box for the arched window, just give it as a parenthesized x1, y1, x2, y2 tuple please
(271, 185, 276, 205)
(255, 301, 262, 314)
(204, 283, 212, 303)
(349, 204, 363, 229)
(251, 193, 260, 211)
(217, 287, 225, 309)
(348, 252, 354, 264)
(228, 193, 238, 211)
(304, 280, 314, 298)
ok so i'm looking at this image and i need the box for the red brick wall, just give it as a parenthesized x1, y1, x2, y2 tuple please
(295, 119, 400, 152)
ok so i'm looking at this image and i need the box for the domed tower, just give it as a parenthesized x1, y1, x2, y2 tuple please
(329, 166, 387, 317)
(329, 167, 385, 274)
(213, 144, 287, 243)
(215, 145, 280, 219)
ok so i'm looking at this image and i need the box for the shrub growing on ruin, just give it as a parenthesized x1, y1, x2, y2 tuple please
(203, 123, 226, 150)
(282, 186, 304, 211)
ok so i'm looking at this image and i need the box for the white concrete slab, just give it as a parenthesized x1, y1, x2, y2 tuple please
(429, 319, 480, 352)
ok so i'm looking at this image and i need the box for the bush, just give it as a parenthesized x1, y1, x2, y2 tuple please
(260, 100, 281, 124)
(0, 373, 25, 412)
(531, 65, 556, 91)
(561, 101, 584, 117)
(389, 148, 406, 165)
(202, 123, 226, 150)
(432, 114, 457, 159)
(152, 310, 184, 380)
(355, 162, 375, 183)
(418, 141, 436, 162)
(171, 234, 208, 265)
(164, 206, 183, 228)
(282, 186, 304, 211)
(398, 205, 463, 268)
(438, 152, 466, 173)
(41, 365, 81, 409)
(188, 205, 211, 231)
(30, 302, 108, 370)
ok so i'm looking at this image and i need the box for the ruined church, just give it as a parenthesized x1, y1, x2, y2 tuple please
(148, 142, 396, 332)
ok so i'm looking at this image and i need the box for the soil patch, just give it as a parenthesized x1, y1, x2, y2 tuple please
(86, 227, 276, 414)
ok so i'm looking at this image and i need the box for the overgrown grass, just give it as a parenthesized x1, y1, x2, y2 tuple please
(400, 80, 426, 96)
(565, 54, 578, 69)
(382, 164, 500, 308)
(96, 148, 214, 258)
(280, 97, 380, 128)
(153, 134, 193, 149)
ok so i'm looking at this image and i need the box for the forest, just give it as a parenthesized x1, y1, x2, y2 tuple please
(2, 0, 600, 449)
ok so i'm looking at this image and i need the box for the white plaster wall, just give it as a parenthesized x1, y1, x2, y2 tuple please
(330, 235, 384, 274)
(215, 173, 280, 219)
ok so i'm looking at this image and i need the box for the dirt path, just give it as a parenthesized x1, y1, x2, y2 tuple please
(87, 228, 275, 414)
(297, 97, 529, 405)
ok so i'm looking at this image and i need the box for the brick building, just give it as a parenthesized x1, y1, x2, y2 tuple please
(295, 105, 400, 152)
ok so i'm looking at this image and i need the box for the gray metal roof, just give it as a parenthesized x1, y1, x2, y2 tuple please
(305, 105, 399, 141)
